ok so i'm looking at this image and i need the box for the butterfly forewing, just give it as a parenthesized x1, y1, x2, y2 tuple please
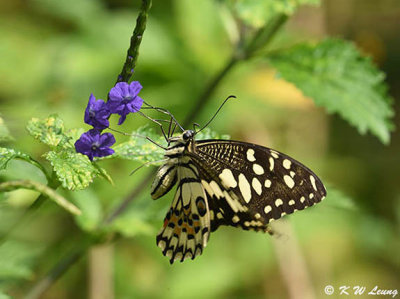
(191, 140, 327, 230)
(153, 133, 327, 264)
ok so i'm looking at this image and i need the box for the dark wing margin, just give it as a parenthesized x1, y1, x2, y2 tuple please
(191, 140, 327, 231)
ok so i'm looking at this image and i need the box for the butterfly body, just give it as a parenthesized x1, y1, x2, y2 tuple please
(151, 130, 326, 264)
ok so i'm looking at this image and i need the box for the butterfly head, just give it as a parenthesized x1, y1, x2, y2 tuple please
(182, 130, 195, 142)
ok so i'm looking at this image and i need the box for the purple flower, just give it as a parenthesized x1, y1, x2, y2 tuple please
(108, 81, 143, 125)
(75, 129, 115, 161)
(84, 94, 111, 130)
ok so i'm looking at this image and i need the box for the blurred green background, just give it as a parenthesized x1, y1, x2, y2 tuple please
(0, 0, 399, 298)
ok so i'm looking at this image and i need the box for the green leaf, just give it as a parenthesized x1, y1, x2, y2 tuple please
(224, 0, 320, 28)
(26, 114, 71, 148)
(268, 38, 394, 144)
(0, 240, 44, 280)
(112, 126, 167, 164)
(93, 163, 114, 185)
(0, 148, 48, 181)
(44, 150, 99, 190)
(112, 126, 230, 165)
(0, 148, 33, 171)
(0, 117, 13, 142)
(70, 189, 102, 231)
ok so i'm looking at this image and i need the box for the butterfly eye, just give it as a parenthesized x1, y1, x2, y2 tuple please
(182, 130, 194, 141)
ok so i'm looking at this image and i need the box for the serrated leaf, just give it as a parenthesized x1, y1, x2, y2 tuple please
(268, 38, 394, 144)
(44, 150, 99, 190)
(93, 163, 114, 185)
(70, 189, 102, 231)
(65, 127, 86, 144)
(112, 126, 230, 165)
(224, 0, 320, 28)
(0, 148, 35, 171)
(0, 117, 13, 142)
(112, 126, 167, 164)
(26, 114, 71, 148)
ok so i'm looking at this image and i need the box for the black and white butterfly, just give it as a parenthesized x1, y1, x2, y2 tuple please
(150, 126, 327, 264)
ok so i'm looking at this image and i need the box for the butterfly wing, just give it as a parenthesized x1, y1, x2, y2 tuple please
(156, 157, 211, 264)
(191, 140, 327, 231)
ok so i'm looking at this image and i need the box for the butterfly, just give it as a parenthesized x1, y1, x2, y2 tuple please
(150, 128, 327, 264)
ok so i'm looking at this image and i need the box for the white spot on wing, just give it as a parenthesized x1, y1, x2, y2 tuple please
(283, 159, 291, 169)
(238, 174, 252, 203)
(290, 171, 295, 177)
(300, 196, 305, 203)
(264, 179, 272, 188)
(284, 175, 295, 189)
(264, 205, 272, 214)
(219, 169, 237, 188)
(310, 175, 317, 191)
(232, 215, 240, 223)
(209, 181, 224, 198)
(275, 198, 283, 207)
(253, 164, 264, 175)
(255, 213, 261, 219)
(252, 177, 262, 195)
(309, 193, 314, 199)
(289, 199, 295, 206)
(246, 149, 256, 162)
(269, 157, 274, 171)
(270, 150, 279, 159)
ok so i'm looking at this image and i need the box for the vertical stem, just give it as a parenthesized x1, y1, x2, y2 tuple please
(271, 221, 316, 299)
(116, 0, 152, 83)
(89, 244, 114, 299)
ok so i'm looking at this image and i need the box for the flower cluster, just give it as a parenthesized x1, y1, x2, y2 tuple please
(75, 81, 144, 160)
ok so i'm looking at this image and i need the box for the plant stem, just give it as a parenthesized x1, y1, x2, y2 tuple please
(244, 13, 288, 58)
(116, 0, 152, 83)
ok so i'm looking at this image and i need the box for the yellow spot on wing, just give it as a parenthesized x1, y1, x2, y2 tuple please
(284, 175, 295, 189)
(238, 174, 252, 203)
(246, 149, 256, 162)
(219, 169, 237, 188)
(253, 164, 265, 175)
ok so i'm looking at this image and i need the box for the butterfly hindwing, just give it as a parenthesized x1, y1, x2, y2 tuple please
(191, 140, 326, 230)
(156, 157, 211, 264)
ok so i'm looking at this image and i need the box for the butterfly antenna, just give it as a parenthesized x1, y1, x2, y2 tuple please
(137, 111, 171, 143)
(195, 95, 236, 134)
(108, 127, 168, 150)
(142, 101, 184, 132)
